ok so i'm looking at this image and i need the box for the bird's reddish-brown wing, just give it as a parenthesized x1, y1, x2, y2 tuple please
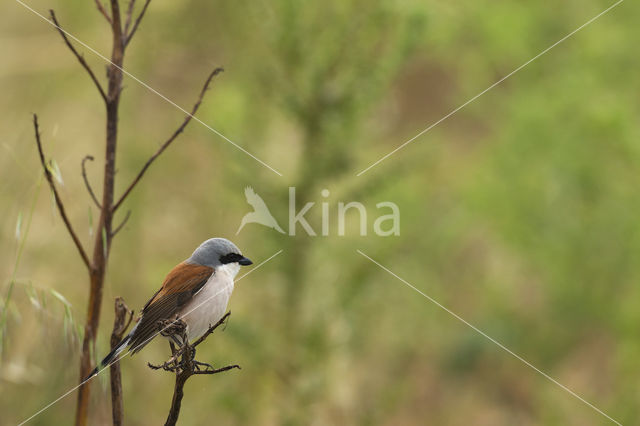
(128, 262, 213, 353)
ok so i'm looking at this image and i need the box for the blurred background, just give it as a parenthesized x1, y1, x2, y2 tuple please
(1, 0, 638, 424)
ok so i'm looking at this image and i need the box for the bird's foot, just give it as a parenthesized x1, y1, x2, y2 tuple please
(148, 359, 180, 372)
(157, 318, 187, 340)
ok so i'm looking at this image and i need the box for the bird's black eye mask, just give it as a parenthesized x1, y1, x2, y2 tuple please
(219, 253, 253, 266)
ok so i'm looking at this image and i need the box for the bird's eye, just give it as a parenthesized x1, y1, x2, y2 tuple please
(219, 253, 242, 264)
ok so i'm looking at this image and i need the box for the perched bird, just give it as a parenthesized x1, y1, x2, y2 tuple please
(236, 186, 285, 234)
(86, 238, 252, 379)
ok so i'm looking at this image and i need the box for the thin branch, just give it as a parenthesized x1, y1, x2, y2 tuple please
(94, 0, 113, 24)
(32, 114, 92, 270)
(191, 312, 231, 348)
(49, 10, 108, 103)
(81, 155, 102, 209)
(110, 297, 133, 426)
(111, 210, 131, 237)
(124, 0, 151, 47)
(112, 67, 223, 212)
(124, 0, 136, 36)
(192, 364, 240, 375)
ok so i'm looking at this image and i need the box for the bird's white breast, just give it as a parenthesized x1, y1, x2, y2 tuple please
(179, 263, 239, 341)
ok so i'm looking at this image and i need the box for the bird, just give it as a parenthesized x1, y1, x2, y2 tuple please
(236, 186, 285, 234)
(86, 238, 252, 379)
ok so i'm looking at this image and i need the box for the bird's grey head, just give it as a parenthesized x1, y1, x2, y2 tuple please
(187, 238, 252, 268)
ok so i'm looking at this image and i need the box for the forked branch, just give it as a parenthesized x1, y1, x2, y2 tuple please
(49, 10, 108, 102)
(33, 115, 92, 270)
(123, 0, 136, 35)
(125, 0, 151, 47)
(94, 0, 113, 24)
(148, 312, 239, 426)
(112, 67, 223, 212)
(33, 2, 227, 425)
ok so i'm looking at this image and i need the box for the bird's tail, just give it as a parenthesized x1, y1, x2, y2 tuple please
(83, 333, 132, 381)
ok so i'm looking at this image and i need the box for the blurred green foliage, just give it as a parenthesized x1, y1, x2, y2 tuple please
(0, 0, 638, 425)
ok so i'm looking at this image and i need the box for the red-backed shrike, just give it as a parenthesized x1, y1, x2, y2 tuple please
(87, 238, 252, 378)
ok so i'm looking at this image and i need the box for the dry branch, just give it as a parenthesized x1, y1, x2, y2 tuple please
(110, 297, 133, 426)
(75, 1, 126, 423)
(35, 2, 224, 424)
(32, 115, 92, 269)
(148, 312, 239, 426)
(94, 0, 113, 24)
(125, 0, 151, 47)
(112, 67, 223, 212)
(111, 210, 131, 237)
(81, 155, 101, 209)
(123, 0, 136, 35)
(49, 10, 107, 102)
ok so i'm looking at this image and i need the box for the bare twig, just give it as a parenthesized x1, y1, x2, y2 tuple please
(112, 67, 223, 212)
(49, 10, 108, 103)
(110, 297, 133, 426)
(32, 114, 92, 270)
(192, 364, 241, 375)
(111, 210, 131, 237)
(124, 0, 136, 35)
(81, 156, 102, 209)
(76, 1, 126, 423)
(31, 3, 226, 425)
(124, 0, 151, 47)
(94, 0, 113, 24)
(191, 312, 231, 348)
(148, 312, 239, 426)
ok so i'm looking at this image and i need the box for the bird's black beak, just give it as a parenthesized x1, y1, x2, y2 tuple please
(239, 256, 253, 266)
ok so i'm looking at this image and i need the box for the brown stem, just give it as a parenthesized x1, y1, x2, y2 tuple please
(164, 366, 188, 426)
(94, 0, 113, 24)
(164, 362, 240, 426)
(75, 1, 125, 424)
(124, 0, 151, 47)
(112, 67, 223, 212)
(123, 0, 136, 35)
(49, 10, 107, 103)
(81, 155, 101, 209)
(32, 115, 91, 270)
(40, 2, 222, 424)
(110, 297, 133, 426)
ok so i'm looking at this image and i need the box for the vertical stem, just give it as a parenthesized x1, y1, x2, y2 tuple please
(165, 336, 193, 426)
(75, 1, 124, 425)
(110, 298, 131, 426)
(165, 370, 188, 426)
